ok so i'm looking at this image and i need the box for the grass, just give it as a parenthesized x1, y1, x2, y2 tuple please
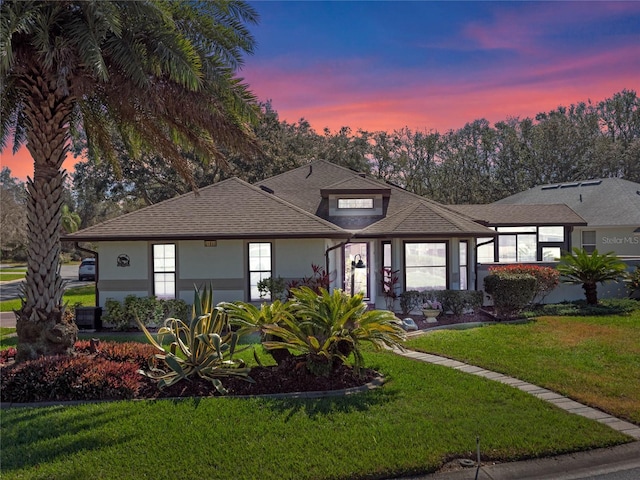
(0, 265, 26, 282)
(405, 310, 640, 424)
(2, 312, 637, 479)
(0, 285, 96, 312)
(0, 346, 630, 480)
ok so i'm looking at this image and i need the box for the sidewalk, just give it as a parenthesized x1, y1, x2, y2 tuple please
(0, 311, 16, 328)
(401, 441, 640, 479)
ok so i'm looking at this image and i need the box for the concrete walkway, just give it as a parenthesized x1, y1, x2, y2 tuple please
(392, 347, 640, 440)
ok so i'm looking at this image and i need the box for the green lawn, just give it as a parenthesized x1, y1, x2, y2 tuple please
(0, 285, 96, 312)
(2, 312, 637, 479)
(0, 266, 26, 282)
(405, 311, 640, 424)
(0, 347, 630, 480)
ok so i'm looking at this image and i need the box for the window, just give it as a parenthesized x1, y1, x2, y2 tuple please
(337, 198, 374, 209)
(405, 242, 447, 291)
(582, 231, 596, 253)
(459, 241, 468, 290)
(498, 234, 536, 262)
(539, 226, 564, 242)
(153, 244, 176, 299)
(249, 242, 272, 301)
(477, 237, 495, 263)
(542, 246, 561, 262)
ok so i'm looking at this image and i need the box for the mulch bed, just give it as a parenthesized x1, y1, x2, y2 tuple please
(138, 356, 378, 399)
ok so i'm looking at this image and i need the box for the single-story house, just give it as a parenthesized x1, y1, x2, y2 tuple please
(64, 160, 607, 309)
(493, 178, 640, 258)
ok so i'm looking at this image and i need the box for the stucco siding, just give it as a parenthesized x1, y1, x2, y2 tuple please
(178, 240, 244, 278)
(572, 227, 640, 257)
(97, 242, 148, 280)
(274, 238, 325, 277)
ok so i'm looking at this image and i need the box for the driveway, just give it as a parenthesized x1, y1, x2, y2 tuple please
(0, 264, 94, 327)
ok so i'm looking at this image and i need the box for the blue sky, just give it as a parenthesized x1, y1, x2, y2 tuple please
(3, 0, 639, 179)
(242, 1, 640, 132)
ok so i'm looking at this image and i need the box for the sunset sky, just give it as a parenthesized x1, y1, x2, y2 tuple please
(2, 0, 639, 180)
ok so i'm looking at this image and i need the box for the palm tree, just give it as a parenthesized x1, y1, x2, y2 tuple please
(557, 248, 627, 305)
(60, 205, 81, 234)
(1, 0, 260, 361)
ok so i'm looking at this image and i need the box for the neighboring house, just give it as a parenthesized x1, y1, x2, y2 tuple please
(467, 178, 640, 302)
(493, 178, 640, 258)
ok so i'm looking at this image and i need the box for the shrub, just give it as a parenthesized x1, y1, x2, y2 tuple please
(101, 296, 189, 330)
(530, 298, 640, 317)
(484, 273, 537, 320)
(435, 290, 483, 316)
(625, 266, 640, 299)
(102, 297, 128, 330)
(489, 264, 559, 305)
(0, 355, 140, 403)
(399, 290, 422, 315)
(257, 276, 287, 301)
(75, 340, 160, 369)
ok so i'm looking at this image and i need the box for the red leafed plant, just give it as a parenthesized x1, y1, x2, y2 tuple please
(488, 264, 560, 305)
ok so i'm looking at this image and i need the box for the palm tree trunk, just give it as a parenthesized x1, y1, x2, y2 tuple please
(582, 282, 599, 306)
(15, 67, 78, 362)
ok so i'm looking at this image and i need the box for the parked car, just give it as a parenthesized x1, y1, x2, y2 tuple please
(78, 258, 96, 281)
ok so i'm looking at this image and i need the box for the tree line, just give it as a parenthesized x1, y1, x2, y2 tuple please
(2, 88, 638, 260)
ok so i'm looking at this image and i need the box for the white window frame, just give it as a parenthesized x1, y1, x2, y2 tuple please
(153, 244, 176, 300)
(249, 242, 272, 301)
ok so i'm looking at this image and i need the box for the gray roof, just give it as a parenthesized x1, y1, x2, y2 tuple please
(450, 204, 587, 227)
(494, 178, 640, 227)
(361, 201, 498, 237)
(258, 160, 496, 237)
(64, 177, 350, 242)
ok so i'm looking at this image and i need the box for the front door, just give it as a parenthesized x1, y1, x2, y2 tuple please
(344, 242, 369, 298)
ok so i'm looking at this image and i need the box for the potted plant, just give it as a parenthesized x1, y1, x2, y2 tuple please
(422, 299, 442, 323)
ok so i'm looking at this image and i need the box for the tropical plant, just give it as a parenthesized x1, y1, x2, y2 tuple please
(380, 267, 400, 311)
(624, 265, 640, 299)
(256, 276, 287, 301)
(136, 285, 253, 394)
(286, 264, 331, 294)
(556, 248, 628, 305)
(261, 287, 405, 375)
(221, 299, 295, 364)
(1, 0, 260, 362)
(60, 205, 81, 234)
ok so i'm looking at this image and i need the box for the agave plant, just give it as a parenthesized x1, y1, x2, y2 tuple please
(136, 285, 253, 394)
(262, 287, 406, 375)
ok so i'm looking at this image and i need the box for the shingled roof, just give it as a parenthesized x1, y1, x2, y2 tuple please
(64, 177, 350, 242)
(494, 178, 640, 227)
(450, 204, 587, 227)
(257, 160, 496, 237)
(359, 201, 498, 237)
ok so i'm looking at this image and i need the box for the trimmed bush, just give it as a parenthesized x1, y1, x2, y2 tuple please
(435, 290, 483, 316)
(528, 298, 640, 317)
(488, 264, 559, 305)
(1, 355, 141, 403)
(101, 296, 189, 330)
(484, 273, 537, 320)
